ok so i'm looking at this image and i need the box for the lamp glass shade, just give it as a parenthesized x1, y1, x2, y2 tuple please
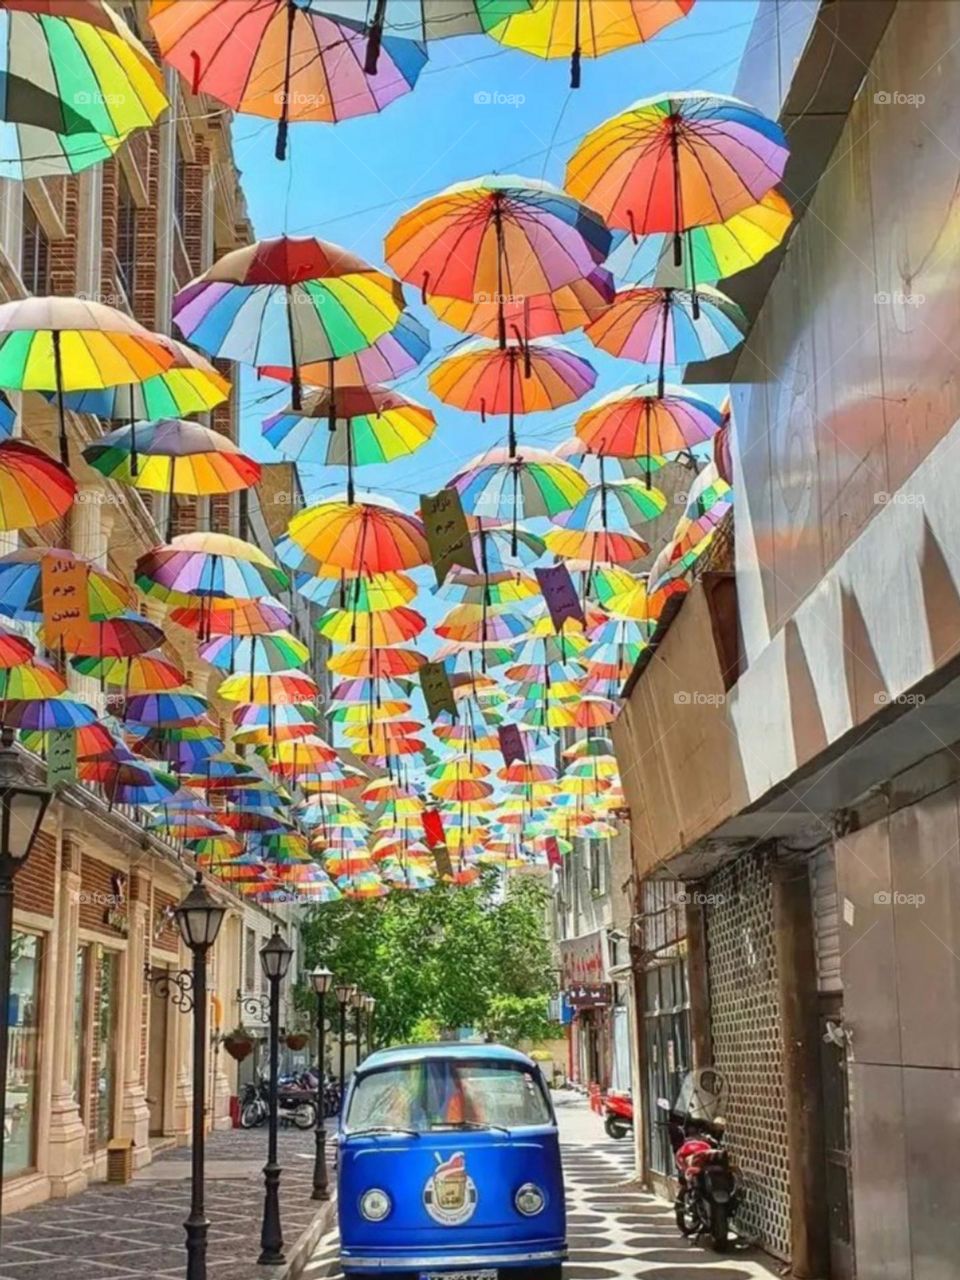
(351, 987, 366, 1009)
(0, 784, 51, 863)
(311, 965, 333, 995)
(174, 872, 226, 950)
(260, 927, 293, 982)
(335, 982, 356, 1006)
(364, 995, 376, 1014)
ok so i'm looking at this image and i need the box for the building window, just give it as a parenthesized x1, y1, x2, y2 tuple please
(174, 142, 187, 235)
(72, 945, 91, 1121)
(116, 171, 137, 303)
(244, 927, 256, 992)
(5, 931, 43, 1178)
(21, 200, 49, 295)
(93, 948, 119, 1148)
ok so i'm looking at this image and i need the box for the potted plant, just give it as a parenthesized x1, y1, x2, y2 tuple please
(222, 1026, 255, 1062)
(284, 1030, 309, 1050)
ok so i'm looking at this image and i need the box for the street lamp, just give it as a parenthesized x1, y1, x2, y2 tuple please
(335, 981, 356, 1106)
(258, 927, 293, 1266)
(309, 966, 333, 1201)
(352, 987, 365, 1066)
(364, 995, 376, 1055)
(173, 872, 226, 1280)
(0, 727, 50, 1236)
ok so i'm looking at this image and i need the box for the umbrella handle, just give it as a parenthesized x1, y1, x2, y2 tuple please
(364, 0, 387, 75)
(285, 285, 302, 411)
(52, 330, 68, 467)
(275, 0, 296, 160)
(570, 0, 582, 88)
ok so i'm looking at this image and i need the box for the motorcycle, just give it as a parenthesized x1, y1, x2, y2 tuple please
(239, 1072, 318, 1130)
(603, 1088, 633, 1140)
(657, 1068, 742, 1253)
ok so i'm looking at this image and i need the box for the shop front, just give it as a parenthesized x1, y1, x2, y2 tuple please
(559, 929, 612, 1092)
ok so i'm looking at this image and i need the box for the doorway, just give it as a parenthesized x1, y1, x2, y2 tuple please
(818, 994, 853, 1279)
(147, 968, 169, 1136)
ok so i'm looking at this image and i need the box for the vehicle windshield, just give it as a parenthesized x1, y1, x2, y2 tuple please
(345, 1058, 552, 1134)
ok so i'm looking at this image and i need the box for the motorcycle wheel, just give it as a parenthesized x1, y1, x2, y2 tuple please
(708, 1202, 730, 1252)
(674, 1192, 699, 1237)
(240, 1101, 264, 1129)
(292, 1101, 317, 1130)
(604, 1116, 630, 1140)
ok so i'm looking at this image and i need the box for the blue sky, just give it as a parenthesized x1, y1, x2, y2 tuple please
(230, 0, 759, 511)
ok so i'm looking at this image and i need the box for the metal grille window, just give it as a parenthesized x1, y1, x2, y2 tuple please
(21, 199, 49, 295)
(643, 959, 691, 1174)
(705, 849, 791, 1259)
(116, 171, 137, 302)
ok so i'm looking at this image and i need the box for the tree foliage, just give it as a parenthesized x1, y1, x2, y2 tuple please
(299, 872, 556, 1047)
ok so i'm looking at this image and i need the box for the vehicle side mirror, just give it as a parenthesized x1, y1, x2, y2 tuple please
(656, 1098, 670, 1111)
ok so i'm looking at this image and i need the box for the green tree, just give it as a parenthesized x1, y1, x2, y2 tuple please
(298, 872, 555, 1047)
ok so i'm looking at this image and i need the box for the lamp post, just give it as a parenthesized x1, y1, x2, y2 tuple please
(258, 927, 293, 1266)
(0, 727, 50, 1238)
(352, 987, 365, 1066)
(172, 872, 227, 1280)
(335, 981, 356, 1106)
(364, 995, 376, 1055)
(310, 965, 332, 1201)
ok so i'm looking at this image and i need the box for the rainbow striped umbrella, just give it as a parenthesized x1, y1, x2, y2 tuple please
(173, 236, 404, 410)
(258, 311, 429, 387)
(169, 596, 292, 639)
(136, 533, 288, 602)
(2, 694, 97, 731)
(282, 498, 429, 577)
(0, 440, 75, 530)
(199, 631, 309, 676)
(450, 446, 588, 551)
(428, 268, 613, 343)
(0, 547, 131, 622)
(575, 385, 725, 460)
(71, 650, 185, 692)
(56, 336, 228, 421)
(317, 605, 426, 647)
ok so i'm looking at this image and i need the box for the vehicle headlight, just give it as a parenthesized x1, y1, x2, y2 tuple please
(515, 1183, 546, 1216)
(360, 1188, 391, 1221)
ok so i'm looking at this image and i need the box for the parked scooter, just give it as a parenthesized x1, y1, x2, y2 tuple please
(658, 1068, 742, 1252)
(603, 1088, 634, 1139)
(239, 1071, 318, 1129)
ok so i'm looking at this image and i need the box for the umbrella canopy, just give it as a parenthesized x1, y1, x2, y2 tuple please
(328, 645, 426, 679)
(450, 445, 588, 548)
(169, 595, 292, 639)
(149, 0, 426, 156)
(489, 0, 694, 86)
(258, 311, 430, 388)
(136, 533, 288, 601)
(283, 498, 429, 577)
(575, 384, 725, 459)
(218, 671, 320, 706)
(544, 527, 649, 566)
(0, 659, 66, 701)
(585, 285, 747, 391)
(317, 604, 426, 647)
(0, 440, 75, 530)
(43, 609, 164, 659)
(262, 383, 435, 499)
(0, 625, 33, 669)
(2, 694, 97, 730)
(428, 339, 595, 455)
(554, 477, 668, 532)
(123, 691, 209, 727)
(199, 631, 309, 675)
(566, 92, 789, 269)
(0, 1, 167, 179)
(56, 335, 229, 421)
(298, 570, 418, 612)
(173, 236, 404, 409)
(0, 296, 176, 463)
(386, 175, 610, 344)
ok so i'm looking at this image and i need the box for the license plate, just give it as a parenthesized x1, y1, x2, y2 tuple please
(420, 1270, 497, 1280)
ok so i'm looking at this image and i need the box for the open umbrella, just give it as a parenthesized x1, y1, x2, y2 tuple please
(566, 92, 789, 272)
(199, 631, 309, 676)
(489, 0, 694, 87)
(0, 296, 176, 463)
(298, 570, 418, 612)
(42, 609, 164, 660)
(149, 0, 426, 157)
(0, 440, 75, 530)
(0, 0, 167, 179)
(575, 384, 724, 465)
(450, 445, 588, 551)
(317, 604, 426, 647)
(259, 311, 429, 388)
(283, 498, 429, 577)
(386, 175, 610, 346)
(428, 339, 595, 456)
(263, 384, 435, 500)
(173, 236, 404, 410)
(0, 547, 131, 622)
(169, 596, 292, 639)
(427, 268, 613, 343)
(136, 533, 288, 603)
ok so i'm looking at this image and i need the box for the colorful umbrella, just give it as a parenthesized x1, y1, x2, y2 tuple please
(427, 268, 614, 342)
(0, 440, 75, 530)
(0, 296, 176, 463)
(0, 1, 167, 179)
(0, 547, 131, 622)
(198, 632, 310, 675)
(262, 383, 435, 499)
(169, 596, 292, 639)
(566, 92, 789, 269)
(283, 498, 429, 577)
(428, 339, 595, 455)
(258, 311, 429, 388)
(136, 533, 288, 602)
(585, 285, 747, 389)
(298, 570, 418, 612)
(0, 625, 32, 669)
(450, 445, 588, 550)
(489, 0, 694, 87)
(386, 175, 610, 345)
(218, 671, 320, 706)
(82, 419, 260, 537)
(575, 385, 724, 461)
(123, 691, 209, 727)
(44, 609, 164, 660)
(317, 604, 426, 647)
(173, 236, 404, 409)
(149, 0, 426, 156)
(2, 694, 97, 731)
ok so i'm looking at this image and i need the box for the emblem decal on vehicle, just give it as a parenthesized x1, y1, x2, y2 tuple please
(423, 1152, 478, 1225)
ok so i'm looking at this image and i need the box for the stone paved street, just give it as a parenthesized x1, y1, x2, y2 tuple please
(0, 1125, 334, 1280)
(303, 1096, 779, 1280)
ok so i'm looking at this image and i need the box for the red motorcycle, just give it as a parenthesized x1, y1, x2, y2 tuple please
(602, 1088, 633, 1140)
(658, 1069, 742, 1253)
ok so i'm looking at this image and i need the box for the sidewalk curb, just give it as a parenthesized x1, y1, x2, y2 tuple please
(282, 1196, 337, 1279)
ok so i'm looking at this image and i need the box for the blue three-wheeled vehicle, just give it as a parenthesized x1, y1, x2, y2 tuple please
(338, 1044, 567, 1280)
